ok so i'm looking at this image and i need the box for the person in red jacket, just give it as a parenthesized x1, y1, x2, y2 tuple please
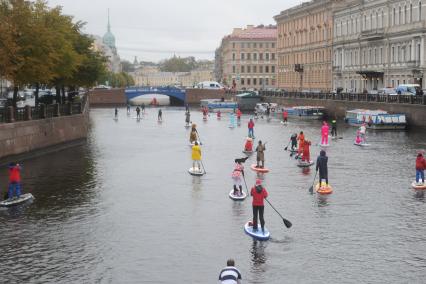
(8, 162, 22, 200)
(251, 179, 268, 234)
(302, 140, 311, 162)
(248, 119, 255, 138)
(416, 152, 426, 184)
(236, 108, 242, 120)
(282, 109, 288, 123)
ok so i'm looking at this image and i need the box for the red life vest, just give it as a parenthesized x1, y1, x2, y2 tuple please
(9, 166, 21, 182)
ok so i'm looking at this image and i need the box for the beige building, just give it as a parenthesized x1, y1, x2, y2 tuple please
(218, 25, 277, 90)
(131, 66, 214, 87)
(275, 0, 349, 92)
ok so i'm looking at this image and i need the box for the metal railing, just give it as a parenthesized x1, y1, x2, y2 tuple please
(259, 90, 426, 105)
(1, 94, 87, 123)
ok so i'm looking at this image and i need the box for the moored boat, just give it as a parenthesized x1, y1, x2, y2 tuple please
(344, 109, 407, 130)
(200, 99, 238, 113)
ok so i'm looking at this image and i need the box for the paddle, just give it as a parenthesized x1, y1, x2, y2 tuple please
(242, 175, 250, 195)
(265, 198, 292, 228)
(200, 160, 207, 174)
(195, 130, 203, 145)
(309, 170, 318, 194)
(284, 140, 291, 151)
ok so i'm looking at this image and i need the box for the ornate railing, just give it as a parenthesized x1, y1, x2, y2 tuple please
(259, 90, 426, 105)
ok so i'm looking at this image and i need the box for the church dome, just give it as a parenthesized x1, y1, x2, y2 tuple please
(102, 10, 116, 50)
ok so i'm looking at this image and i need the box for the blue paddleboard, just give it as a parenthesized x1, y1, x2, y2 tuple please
(244, 221, 270, 241)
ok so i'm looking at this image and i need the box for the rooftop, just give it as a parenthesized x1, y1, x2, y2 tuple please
(225, 25, 277, 40)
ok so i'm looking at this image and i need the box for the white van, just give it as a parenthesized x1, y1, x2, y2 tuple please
(196, 81, 224, 89)
(396, 84, 421, 95)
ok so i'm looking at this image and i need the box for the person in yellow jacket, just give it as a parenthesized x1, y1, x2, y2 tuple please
(191, 141, 202, 172)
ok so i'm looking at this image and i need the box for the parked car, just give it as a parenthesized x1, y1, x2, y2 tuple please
(93, 85, 111, 90)
(0, 98, 7, 108)
(195, 81, 224, 89)
(378, 87, 397, 96)
(38, 89, 54, 104)
(396, 84, 421, 95)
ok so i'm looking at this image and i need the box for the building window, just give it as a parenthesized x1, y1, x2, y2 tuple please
(272, 43, 275, 48)
(393, 7, 396, 25)
(381, 10, 384, 27)
(409, 44, 412, 60)
(404, 5, 407, 24)
(247, 66, 251, 73)
(241, 53, 245, 60)
(253, 66, 257, 73)
(265, 53, 270, 60)
(271, 66, 275, 73)
(232, 53, 235, 60)
(259, 78, 263, 86)
(392, 46, 395, 62)
(265, 66, 269, 73)
(259, 66, 263, 73)
(259, 43, 263, 48)
(410, 4, 413, 22)
(253, 53, 257, 60)
(247, 43, 251, 48)
(399, 6, 402, 25)
(232, 66, 236, 73)
(259, 53, 263, 60)
(253, 43, 257, 48)
(420, 1, 422, 21)
(380, 48, 383, 63)
(247, 78, 251, 85)
(241, 43, 245, 48)
(397, 46, 400, 62)
(232, 42, 235, 48)
(271, 53, 276, 60)
(253, 78, 257, 85)
(241, 66, 245, 73)
(241, 78, 245, 85)
(265, 78, 269, 86)
(391, 79, 395, 87)
(247, 53, 251, 60)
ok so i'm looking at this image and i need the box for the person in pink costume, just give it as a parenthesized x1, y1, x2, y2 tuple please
(355, 130, 362, 144)
(321, 121, 329, 145)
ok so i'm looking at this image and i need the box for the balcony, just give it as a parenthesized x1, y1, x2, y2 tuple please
(332, 66, 342, 75)
(360, 28, 385, 41)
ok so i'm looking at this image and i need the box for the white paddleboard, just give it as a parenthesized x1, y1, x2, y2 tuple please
(188, 167, 204, 176)
(297, 160, 314, 167)
(354, 142, 369, 147)
(319, 143, 330, 147)
(0, 193, 34, 207)
(189, 141, 202, 147)
(411, 181, 426, 190)
(244, 221, 270, 241)
(242, 150, 253, 155)
(229, 190, 247, 201)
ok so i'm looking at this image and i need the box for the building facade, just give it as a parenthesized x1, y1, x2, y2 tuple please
(275, 0, 349, 92)
(333, 0, 426, 92)
(218, 25, 277, 90)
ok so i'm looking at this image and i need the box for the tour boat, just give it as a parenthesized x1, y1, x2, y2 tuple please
(344, 109, 407, 130)
(279, 106, 325, 120)
(200, 99, 238, 113)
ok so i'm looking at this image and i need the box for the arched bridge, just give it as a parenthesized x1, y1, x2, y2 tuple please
(125, 87, 186, 103)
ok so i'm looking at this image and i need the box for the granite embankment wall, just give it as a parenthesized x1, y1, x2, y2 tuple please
(265, 96, 426, 127)
(89, 88, 126, 107)
(0, 101, 89, 160)
(185, 88, 232, 104)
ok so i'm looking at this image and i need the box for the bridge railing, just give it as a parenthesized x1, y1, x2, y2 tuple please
(259, 90, 426, 105)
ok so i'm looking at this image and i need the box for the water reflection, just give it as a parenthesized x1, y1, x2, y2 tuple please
(250, 240, 268, 271)
(413, 190, 425, 201)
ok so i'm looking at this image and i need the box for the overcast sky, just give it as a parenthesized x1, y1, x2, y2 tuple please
(48, 0, 303, 62)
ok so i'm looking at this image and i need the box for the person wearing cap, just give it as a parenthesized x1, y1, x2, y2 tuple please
(359, 123, 367, 143)
(251, 179, 268, 234)
(248, 119, 255, 138)
(331, 118, 337, 137)
(189, 124, 198, 143)
(290, 133, 298, 151)
(415, 152, 426, 185)
(218, 258, 242, 284)
(231, 160, 244, 196)
(185, 110, 191, 126)
(7, 162, 22, 200)
(244, 137, 253, 152)
(316, 150, 329, 186)
(256, 140, 266, 168)
(191, 141, 202, 172)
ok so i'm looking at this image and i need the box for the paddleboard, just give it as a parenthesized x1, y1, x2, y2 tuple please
(315, 183, 333, 194)
(354, 142, 370, 147)
(244, 221, 270, 241)
(319, 143, 330, 147)
(280, 121, 288, 125)
(411, 181, 426, 190)
(242, 150, 253, 155)
(184, 125, 191, 128)
(189, 141, 202, 147)
(229, 190, 247, 201)
(266, 118, 271, 122)
(0, 193, 34, 207)
(250, 164, 270, 173)
(297, 160, 314, 167)
(229, 125, 235, 129)
(188, 167, 204, 176)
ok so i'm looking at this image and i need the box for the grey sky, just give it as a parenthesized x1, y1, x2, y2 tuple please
(48, 0, 304, 62)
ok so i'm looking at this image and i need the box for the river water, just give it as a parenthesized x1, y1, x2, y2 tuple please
(1, 108, 426, 283)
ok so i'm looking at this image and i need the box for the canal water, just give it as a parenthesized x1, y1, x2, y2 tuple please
(1, 108, 426, 283)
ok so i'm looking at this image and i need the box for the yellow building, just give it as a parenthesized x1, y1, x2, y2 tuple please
(275, 0, 348, 92)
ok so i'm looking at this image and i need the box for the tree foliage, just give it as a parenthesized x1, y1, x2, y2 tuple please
(0, 0, 107, 105)
(98, 71, 134, 88)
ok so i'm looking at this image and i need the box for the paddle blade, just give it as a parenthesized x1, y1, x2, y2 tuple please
(309, 185, 314, 194)
(283, 218, 292, 228)
(284, 146, 288, 151)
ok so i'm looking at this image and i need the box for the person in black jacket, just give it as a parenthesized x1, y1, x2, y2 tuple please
(316, 150, 328, 185)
